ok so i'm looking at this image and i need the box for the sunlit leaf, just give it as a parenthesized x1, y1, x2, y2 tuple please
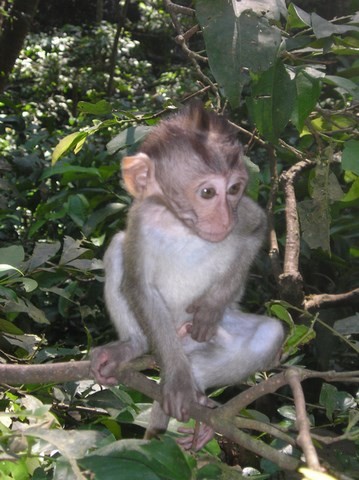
(52, 131, 88, 165)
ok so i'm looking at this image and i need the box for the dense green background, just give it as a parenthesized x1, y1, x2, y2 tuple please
(0, 1, 358, 478)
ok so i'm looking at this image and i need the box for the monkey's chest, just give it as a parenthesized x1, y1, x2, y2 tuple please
(142, 226, 235, 309)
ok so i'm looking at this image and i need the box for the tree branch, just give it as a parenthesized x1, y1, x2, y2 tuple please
(304, 288, 359, 310)
(278, 159, 315, 306)
(1, 360, 359, 470)
(286, 368, 323, 471)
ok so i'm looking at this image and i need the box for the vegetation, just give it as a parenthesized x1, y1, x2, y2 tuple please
(0, 1, 358, 478)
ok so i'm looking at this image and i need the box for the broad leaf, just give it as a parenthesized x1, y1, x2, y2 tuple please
(311, 13, 359, 39)
(60, 237, 90, 265)
(0, 245, 25, 269)
(65, 194, 89, 227)
(78, 100, 112, 115)
(286, 3, 311, 29)
(25, 241, 61, 271)
(51, 132, 88, 165)
(41, 164, 101, 180)
(107, 126, 152, 154)
(196, 2, 281, 107)
(342, 140, 359, 174)
(291, 69, 322, 132)
(247, 60, 295, 142)
(324, 75, 359, 100)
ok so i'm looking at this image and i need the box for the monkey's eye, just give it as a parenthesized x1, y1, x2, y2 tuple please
(200, 187, 216, 199)
(227, 183, 242, 196)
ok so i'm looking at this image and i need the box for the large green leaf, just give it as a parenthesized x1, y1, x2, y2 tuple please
(107, 126, 152, 155)
(81, 437, 192, 480)
(196, 2, 281, 107)
(291, 68, 322, 132)
(246, 60, 296, 142)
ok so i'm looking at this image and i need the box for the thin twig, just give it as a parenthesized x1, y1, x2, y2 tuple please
(286, 368, 324, 471)
(305, 288, 359, 310)
(266, 145, 282, 283)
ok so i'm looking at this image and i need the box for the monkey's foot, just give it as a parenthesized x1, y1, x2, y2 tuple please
(90, 340, 137, 386)
(177, 423, 215, 451)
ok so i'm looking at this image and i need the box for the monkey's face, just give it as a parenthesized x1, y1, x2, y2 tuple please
(178, 172, 246, 243)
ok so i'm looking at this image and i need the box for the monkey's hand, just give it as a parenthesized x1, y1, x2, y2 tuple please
(186, 300, 224, 342)
(90, 340, 136, 386)
(161, 370, 199, 422)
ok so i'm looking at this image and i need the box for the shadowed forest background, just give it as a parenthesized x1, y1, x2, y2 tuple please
(0, 1, 358, 479)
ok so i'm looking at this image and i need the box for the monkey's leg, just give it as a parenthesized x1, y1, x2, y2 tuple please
(144, 401, 170, 439)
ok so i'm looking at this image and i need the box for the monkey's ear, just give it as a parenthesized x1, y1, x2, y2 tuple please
(122, 153, 152, 198)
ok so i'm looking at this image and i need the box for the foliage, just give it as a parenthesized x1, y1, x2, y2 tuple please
(0, 0, 358, 478)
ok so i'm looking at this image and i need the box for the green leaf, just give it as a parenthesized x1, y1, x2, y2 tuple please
(4, 298, 49, 324)
(0, 318, 23, 335)
(78, 100, 112, 115)
(107, 126, 152, 155)
(311, 13, 359, 40)
(41, 164, 102, 180)
(247, 60, 296, 142)
(65, 194, 89, 227)
(51, 131, 88, 165)
(324, 75, 359, 100)
(9, 277, 38, 292)
(59, 237, 90, 265)
(0, 264, 23, 277)
(269, 303, 293, 327)
(285, 323, 316, 351)
(25, 241, 61, 271)
(196, 3, 281, 108)
(319, 383, 356, 421)
(286, 3, 311, 29)
(83, 202, 126, 236)
(342, 140, 359, 175)
(81, 437, 192, 480)
(341, 178, 359, 203)
(244, 155, 260, 200)
(0, 245, 25, 269)
(291, 69, 322, 132)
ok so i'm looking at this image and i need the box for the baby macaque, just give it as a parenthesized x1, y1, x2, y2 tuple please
(91, 102, 284, 447)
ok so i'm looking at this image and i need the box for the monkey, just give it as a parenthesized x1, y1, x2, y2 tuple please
(90, 102, 284, 446)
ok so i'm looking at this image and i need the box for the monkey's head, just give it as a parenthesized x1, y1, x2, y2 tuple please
(121, 103, 248, 242)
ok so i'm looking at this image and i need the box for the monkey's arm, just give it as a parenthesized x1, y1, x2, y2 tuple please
(188, 197, 267, 342)
(122, 208, 200, 422)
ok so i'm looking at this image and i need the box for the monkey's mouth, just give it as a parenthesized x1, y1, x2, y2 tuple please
(196, 228, 231, 243)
